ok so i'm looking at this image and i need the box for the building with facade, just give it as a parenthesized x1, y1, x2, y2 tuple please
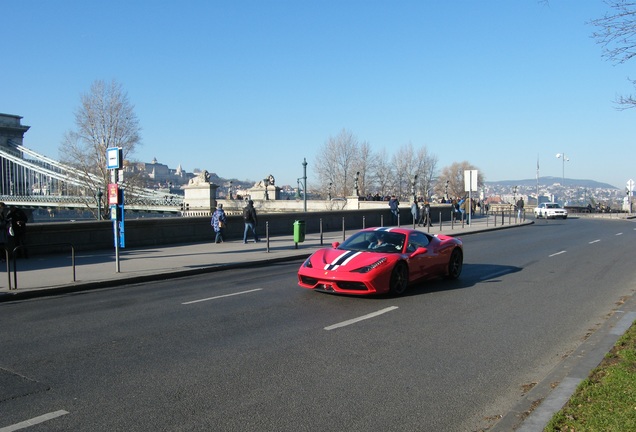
(0, 113, 30, 195)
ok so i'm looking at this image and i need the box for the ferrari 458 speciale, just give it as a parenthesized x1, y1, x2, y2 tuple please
(297, 227, 463, 296)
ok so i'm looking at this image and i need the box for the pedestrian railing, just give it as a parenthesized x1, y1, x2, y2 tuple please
(8, 243, 76, 290)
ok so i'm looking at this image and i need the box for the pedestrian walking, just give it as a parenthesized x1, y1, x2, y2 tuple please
(242, 199, 260, 243)
(211, 203, 227, 243)
(410, 200, 419, 226)
(516, 197, 524, 221)
(423, 201, 432, 227)
(389, 195, 399, 225)
(7, 205, 28, 258)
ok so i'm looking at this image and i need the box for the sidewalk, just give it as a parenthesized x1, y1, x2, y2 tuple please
(0, 215, 523, 301)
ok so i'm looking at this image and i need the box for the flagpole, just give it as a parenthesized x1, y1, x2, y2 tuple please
(536, 155, 540, 203)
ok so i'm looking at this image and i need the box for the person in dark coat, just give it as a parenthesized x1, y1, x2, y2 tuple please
(7, 206, 28, 258)
(242, 199, 259, 243)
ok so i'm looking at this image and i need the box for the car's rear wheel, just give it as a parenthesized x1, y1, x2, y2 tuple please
(447, 248, 463, 279)
(389, 262, 409, 295)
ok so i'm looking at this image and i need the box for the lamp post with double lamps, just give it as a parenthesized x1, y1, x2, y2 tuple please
(96, 188, 103, 220)
(411, 174, 418, 203)
(354, 171, 360, 197)
(556, 153, 569, 186)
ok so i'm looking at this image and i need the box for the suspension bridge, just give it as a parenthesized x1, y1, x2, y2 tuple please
(0, 140, 184, 214)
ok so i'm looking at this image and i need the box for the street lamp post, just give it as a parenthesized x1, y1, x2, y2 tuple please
(302, 158, 308, 212)
(444, 180, 449, 201)
(354, 171, 360, 197)
(556, 153, 569, 185)
(411, 174, 418, 203)
(229, 181, 233, 200)
(328, 182, 332, 201)
(263, 178, 269, 200)
(97, 188, 103, 220)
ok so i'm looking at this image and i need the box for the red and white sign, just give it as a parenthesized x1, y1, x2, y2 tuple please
(108, 184, 119, 205)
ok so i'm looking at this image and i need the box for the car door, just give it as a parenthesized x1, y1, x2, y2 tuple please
(406, 232, 435, 280)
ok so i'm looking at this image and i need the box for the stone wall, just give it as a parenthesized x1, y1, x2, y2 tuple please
(15, 204, 455, 255)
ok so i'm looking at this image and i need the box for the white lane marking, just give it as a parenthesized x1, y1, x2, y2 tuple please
(549, 251, 567, 257)
(182, 288, 263, 305)
(616, 232, 623, 236)
(324, 306, 399, 330)
(589, 239, 600, 244)
(0, 410, 69, 432)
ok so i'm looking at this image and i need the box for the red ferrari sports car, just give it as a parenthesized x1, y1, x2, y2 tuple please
(297, 227, 463, 296)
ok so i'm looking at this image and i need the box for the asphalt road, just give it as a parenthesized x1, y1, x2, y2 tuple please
(1, 217, 634, 431)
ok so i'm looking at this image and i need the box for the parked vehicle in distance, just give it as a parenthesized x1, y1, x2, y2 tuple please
(534, 202, 568, 219)
(297, 227, 463, 296)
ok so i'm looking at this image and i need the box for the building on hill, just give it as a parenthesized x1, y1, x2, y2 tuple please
(127, 158, 193, 190)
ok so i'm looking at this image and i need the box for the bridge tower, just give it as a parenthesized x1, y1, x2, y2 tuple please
(0, 113, 30, 195)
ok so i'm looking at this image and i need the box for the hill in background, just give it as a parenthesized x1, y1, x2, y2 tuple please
(486, 177, 617, 190)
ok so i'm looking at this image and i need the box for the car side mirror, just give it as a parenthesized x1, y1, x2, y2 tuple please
(409, 247, 428, 258)
(332, 242, 340, 248)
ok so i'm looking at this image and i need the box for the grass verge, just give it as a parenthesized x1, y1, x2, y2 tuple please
(544, 320, 636, 431)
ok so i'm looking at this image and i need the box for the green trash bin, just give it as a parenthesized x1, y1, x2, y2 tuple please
(293, 220, 306, 243)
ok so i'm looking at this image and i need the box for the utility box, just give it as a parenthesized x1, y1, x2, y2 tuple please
(293, 220, 306, 243)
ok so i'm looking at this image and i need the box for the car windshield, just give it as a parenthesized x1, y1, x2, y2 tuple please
(338, 231, 405, 253)
(546, 204, 561, 208)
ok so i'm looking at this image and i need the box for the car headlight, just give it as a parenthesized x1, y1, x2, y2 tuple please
(302, 256, 313, 268)
(351, 257, 387, 273)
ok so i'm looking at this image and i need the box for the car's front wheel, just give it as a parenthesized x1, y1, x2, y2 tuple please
(389, 262, 409, 295)
(447, 248, 463, 279)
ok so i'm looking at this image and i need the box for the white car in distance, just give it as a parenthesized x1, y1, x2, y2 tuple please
(534, 202, 568, 219)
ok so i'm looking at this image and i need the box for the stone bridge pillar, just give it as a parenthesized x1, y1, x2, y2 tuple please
(183, 177, 219, 216)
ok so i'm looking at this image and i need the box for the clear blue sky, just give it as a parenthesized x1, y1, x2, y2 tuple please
(3, 0, 635, 189)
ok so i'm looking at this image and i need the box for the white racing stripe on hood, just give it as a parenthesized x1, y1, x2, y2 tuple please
(324, 250, 362, 271)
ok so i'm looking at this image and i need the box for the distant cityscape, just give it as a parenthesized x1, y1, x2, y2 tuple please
(137, 157, 630, 210)
(484, 176, 630, 211)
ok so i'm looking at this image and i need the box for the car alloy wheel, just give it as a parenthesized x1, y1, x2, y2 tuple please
(447, 249, 463, 280)
(389, 262, 409, 295)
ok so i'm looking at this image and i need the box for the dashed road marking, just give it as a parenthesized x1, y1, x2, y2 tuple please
(0, 410, 69, 432)
(549, 251, 567, 257)
(324, 306, 399, 330)
(182, 288, 263, 305)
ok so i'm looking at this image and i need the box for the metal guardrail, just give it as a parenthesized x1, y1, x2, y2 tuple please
(9, 243, 76, 290)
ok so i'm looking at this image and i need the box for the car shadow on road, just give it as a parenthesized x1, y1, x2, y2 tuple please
(401, 263, 522, 297)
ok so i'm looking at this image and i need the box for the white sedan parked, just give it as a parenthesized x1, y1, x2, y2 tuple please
(534, 202, 568, 219)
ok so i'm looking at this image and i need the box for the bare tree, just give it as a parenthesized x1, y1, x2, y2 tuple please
(313, 129, 360, 197)
(373, 148, 395, 198)
(391, 143, 416, 199)
(416, 146, 438, 200)
(436, 161, 484, 200)
(591, 1, 636, 108)
(390, 142, 439, 201)
(355, 140, 377, 198)
(61, 79, 142, 216)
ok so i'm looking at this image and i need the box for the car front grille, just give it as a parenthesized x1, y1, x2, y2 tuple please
(336, 281, 368, 291)
(300, 276, 319, 286)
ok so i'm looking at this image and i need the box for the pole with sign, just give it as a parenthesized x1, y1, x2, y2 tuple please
(464, 170, 478, 225)
(107, 147, 123, 272)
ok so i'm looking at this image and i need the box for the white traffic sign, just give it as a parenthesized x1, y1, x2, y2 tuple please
(106, 147, 122, 169)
